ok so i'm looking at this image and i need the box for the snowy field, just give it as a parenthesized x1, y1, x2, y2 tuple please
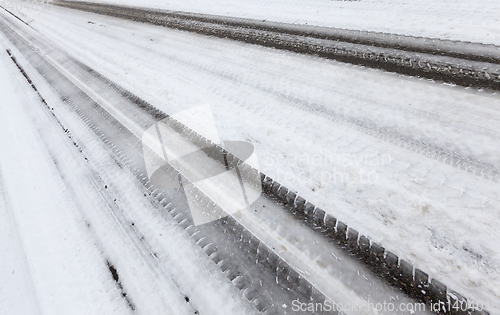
(84, 0, 500, 45)
(1, 0, 500, 314)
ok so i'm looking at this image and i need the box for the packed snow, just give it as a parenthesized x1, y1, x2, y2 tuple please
(0, 31, 255, 314)
(1, 0, 500, 313)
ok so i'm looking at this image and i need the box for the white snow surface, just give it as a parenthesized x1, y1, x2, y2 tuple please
(0, 29, 255, 314)
(78, 0, 500, 45)
(0, 38, 127, 314)
(1, 1, 500, 313)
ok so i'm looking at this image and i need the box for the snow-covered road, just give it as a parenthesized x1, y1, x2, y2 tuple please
(0, 23, 257, 315)
(1, 1, 499, 314)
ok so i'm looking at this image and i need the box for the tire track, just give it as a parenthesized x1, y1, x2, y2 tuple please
(35, 13, 498, 183)
(4, 42, 198, 315)
(55, 0, 500, 90)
